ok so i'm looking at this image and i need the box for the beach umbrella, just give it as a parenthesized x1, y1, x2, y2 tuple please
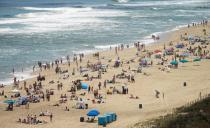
(87, 109, 100, 117)
(81, 82, 88, 89)
(154, 50, 161, 53)
(179, 59, 189, 63)
(193, 58, 201, 62)
(170, 60, 178, 65)
(155, 52, 162, 55)
(4, 100, 16, 104)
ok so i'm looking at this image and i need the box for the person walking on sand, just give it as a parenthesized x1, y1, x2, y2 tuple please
(199, 92, 202, 99)
(50, 113, 53, 122)
(162, 92, 165, 99)
(88, 86, 91, 93)
(98, 82, 101, 90)
(103, 80, 106, 88)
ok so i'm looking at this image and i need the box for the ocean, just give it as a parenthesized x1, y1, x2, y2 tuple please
(0, 0, 210, 84)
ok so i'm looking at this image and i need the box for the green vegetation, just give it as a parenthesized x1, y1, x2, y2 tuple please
(131, 96, 210, 128)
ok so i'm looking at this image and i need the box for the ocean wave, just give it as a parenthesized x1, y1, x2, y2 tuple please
(20, 6, 93, 11)
(0, 7, 128, 34)
(113, 0, 209, 7)
(95, 44, 120, 49)
(112, 0, 129, 3)
(0, 78, 14, 85)
(175, 9, 210, 13)
(72, 49, 99, 55)
(140, 38, 155, 44)
(175, 14, 194, 17)
(0, 68, 37, 85)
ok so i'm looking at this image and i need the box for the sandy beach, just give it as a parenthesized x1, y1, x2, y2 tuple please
(0, 21, 210, 128)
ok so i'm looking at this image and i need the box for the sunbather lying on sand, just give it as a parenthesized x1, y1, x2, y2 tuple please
(129, 94, 139, 99)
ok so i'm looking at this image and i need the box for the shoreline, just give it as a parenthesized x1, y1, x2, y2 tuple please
(0, 23, 190, 86)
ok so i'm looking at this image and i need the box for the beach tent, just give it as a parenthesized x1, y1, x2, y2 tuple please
(81, 82, 88, 89)
(170, 60, 178, 65)
(179, 59, 189, 63)
(87, 109, 100, 117)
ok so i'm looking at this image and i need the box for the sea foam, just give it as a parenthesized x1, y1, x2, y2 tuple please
(0, 7, 128, 34)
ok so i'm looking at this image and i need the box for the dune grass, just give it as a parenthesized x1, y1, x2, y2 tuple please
(131, 95, 210, 128)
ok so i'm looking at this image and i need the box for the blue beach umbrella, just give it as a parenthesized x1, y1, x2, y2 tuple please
(81, 82, 88, 89)
(87, 109, 100, 117)
(4, 100, 16, 104)
(179, 59, 189, 63)
(170, 60, 178, 65)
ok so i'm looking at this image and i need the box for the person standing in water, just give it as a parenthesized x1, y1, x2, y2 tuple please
(12, 68, 15, 74)
(33, 65, 35, 72)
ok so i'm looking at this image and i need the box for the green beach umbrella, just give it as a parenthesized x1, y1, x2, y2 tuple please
(193, 58, 201, 62)
(170, 60, 178, 65)
(4, 100, 16, 104)
(179, 59, 189, 63)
